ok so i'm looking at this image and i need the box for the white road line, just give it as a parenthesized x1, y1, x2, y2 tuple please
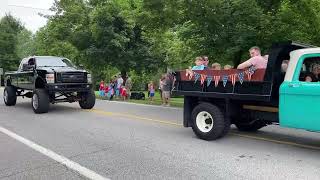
(0, 126, 110, 180)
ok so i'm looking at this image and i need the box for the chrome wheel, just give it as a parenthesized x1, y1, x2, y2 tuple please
(32, 93, 39, 110)
(3, 90, 8, 103)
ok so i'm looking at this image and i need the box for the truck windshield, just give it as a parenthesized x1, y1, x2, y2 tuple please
(36, 57, 75, 67)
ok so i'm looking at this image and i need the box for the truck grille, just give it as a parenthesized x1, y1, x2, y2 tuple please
(57, 72, 86, 83)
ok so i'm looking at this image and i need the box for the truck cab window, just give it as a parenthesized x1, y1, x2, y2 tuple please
(18, 58, 28, 71)
(28, 58, 35, 66)
(300, 57, 320, 82)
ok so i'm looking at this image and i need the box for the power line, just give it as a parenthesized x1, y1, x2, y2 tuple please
(8, 4, 85, 16)
(8, 4, 52, 12)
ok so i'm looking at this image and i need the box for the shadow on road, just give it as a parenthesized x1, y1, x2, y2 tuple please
(229, 127, 320, 149)
(1, 101, 81, 114)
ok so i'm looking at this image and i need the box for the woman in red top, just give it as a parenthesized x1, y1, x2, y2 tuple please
(120, 86, 127, 101)
(104, 84, 109, 95)
(99, 80, 105, 97)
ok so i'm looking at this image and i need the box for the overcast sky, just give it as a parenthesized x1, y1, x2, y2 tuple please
(0, 0, 55, 33)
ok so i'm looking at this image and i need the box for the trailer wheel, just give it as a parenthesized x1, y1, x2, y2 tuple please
(3, 86, 17, 106)
(191, 103, 229, 140)
(32, 89, 50, 114)
(235, 122, 266, 132)
(79, 90, 96, 109)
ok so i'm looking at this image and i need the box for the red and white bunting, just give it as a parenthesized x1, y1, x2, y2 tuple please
(186, 70, 194, 80)
(229, 74, 237, 86)
(245, 70, 252, 81)
(213, 76, 220, 87)
(189, 72, 194, 80)
(200, 74, 207, 85)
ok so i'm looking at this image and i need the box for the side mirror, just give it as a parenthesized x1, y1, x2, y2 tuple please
(22, 64, 34, 71)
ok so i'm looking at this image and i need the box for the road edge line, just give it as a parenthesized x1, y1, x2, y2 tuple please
(0, 126, 110, 180)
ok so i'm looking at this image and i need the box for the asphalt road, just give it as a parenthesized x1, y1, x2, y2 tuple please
(0, 88, 320, 180)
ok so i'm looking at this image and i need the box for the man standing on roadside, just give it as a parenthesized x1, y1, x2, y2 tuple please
(161, 74, 171, 107)
(159, 76, 164, 100)
(116, 74, 123, 99)
(125, 75, 132, 100)
(237, 46, 268, 69)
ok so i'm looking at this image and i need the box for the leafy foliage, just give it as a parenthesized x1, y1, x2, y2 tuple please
(2, 0, 320, 87)
(0, 14, 23, 72)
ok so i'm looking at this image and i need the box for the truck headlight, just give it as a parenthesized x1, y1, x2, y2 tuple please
(87, 73, 92, 83)
(46, 74, 55, 83)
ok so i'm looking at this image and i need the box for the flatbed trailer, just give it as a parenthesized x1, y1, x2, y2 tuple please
(173, 41, 320, 140)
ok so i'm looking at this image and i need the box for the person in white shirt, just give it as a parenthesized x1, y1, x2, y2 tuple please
(116, 75, 123, 98)
(237, 46, 268, 69)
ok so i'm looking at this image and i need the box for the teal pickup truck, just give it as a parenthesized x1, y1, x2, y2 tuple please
(173, 41, 320, 140)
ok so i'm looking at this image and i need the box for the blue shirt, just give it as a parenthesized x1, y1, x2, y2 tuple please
(192, 65, 205, 70)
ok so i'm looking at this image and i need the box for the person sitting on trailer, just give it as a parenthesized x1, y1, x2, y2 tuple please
(192, 57, 205, 70)
(223, 64, 233, 70)
(202, 56, 209, 69)
(237, 46, 268, 70)
(211, 62, 221, 70)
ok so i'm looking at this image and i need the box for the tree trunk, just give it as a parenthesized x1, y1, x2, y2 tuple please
(121, 70, 127, 85)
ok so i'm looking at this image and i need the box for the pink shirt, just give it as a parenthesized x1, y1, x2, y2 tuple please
(248, 55, 268, 69)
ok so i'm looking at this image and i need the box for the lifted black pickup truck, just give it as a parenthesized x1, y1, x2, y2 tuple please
(3, 56, 95, 113)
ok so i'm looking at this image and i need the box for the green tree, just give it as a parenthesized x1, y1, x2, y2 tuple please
(140, 0, 320, 67)
(36, 0, 165, 81)
(0, 14, 23, 72)
(16, 29, 36, 58)
(30, 0, 320, 82)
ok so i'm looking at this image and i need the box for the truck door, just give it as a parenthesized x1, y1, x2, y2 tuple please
(18, 58, 34, 89)
(280, 54, 320, 132)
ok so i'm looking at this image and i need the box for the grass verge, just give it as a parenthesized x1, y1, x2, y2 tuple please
(95, 91, 184, 108)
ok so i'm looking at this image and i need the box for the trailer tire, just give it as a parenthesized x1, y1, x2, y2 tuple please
(79, 90, 96, 109)
(3, 86, 17, 106)
(191, 103, 229, 140)
(32, 89, 50, 114)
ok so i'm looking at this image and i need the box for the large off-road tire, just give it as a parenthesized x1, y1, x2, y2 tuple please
(79, 90, 96, 109)
(32, 89, 50, 114)
(235, 122, 266, 132)
(3, 86, 17, 106)
(191, 102, 230, 140)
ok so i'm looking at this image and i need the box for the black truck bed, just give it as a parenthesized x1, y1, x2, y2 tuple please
(173, 67, 272, 102)
(173, 41, 315, 103)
